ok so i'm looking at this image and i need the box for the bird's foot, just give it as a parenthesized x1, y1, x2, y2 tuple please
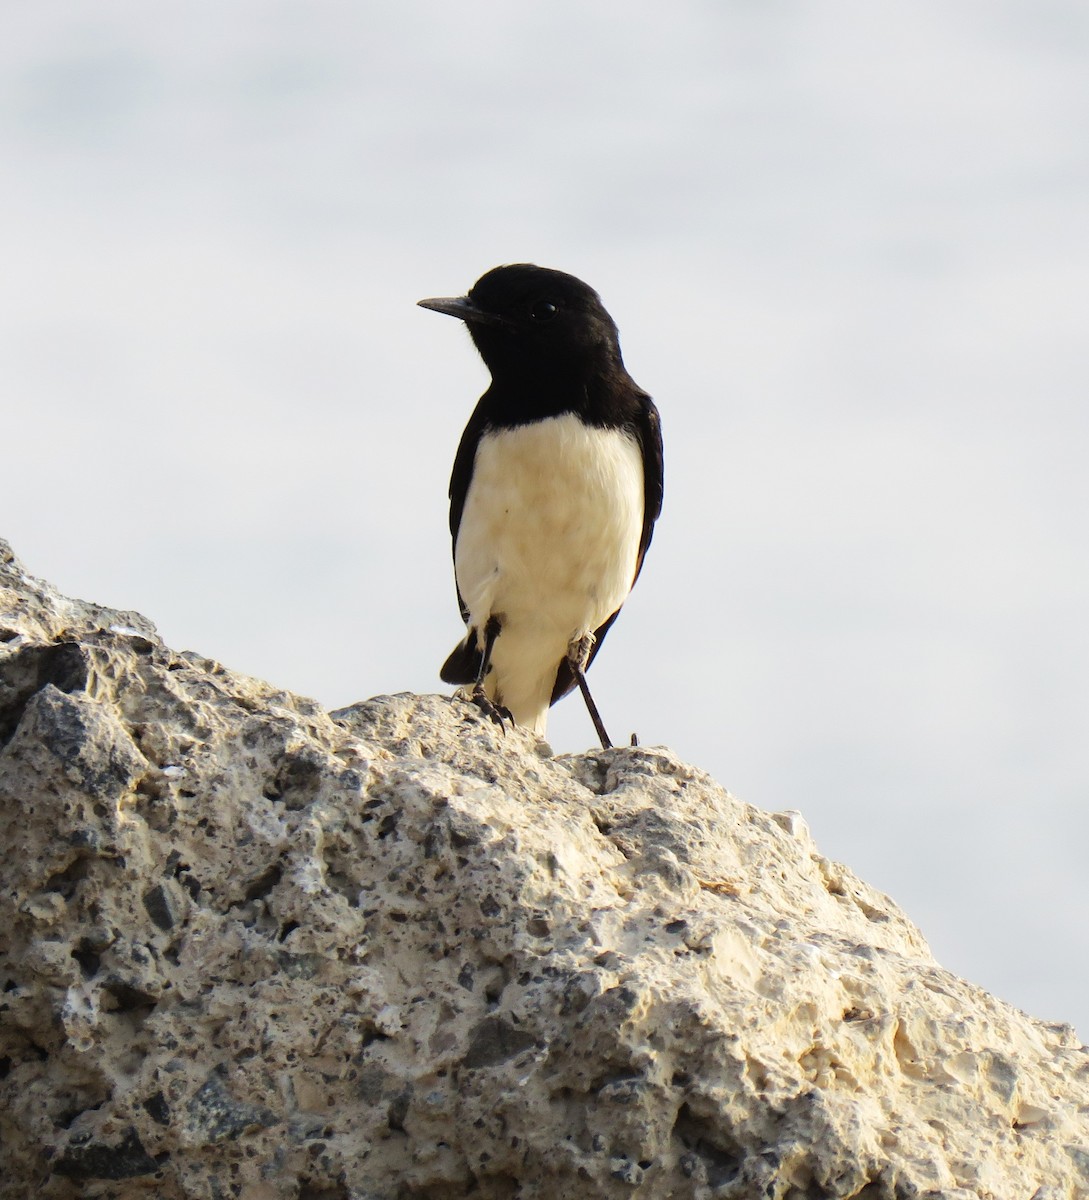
(568, 631, 595, 673)
(469, 685, 513, 734)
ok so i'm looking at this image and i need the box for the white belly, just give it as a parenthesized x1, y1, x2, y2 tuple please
(454, 412, 644, 733)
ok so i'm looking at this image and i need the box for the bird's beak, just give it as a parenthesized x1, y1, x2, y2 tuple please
(417, 295, 507, 327)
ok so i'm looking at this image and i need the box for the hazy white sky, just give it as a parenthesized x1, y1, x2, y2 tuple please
(3, 1, 1088, 1034)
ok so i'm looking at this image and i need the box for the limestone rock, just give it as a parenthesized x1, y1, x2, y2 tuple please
(1, 536, 1088, 1200)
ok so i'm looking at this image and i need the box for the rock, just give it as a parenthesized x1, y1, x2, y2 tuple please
(1, 535, 1088, 1200)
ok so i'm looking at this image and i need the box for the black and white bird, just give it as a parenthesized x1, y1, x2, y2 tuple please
(418, 263, 663, 748)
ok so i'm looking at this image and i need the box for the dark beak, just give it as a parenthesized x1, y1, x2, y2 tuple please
(417, 295, 508, 327)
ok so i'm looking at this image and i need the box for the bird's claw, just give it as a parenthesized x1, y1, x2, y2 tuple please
(470, 687, 513, 734)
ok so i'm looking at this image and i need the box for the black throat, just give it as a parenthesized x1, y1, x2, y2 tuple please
(471, 334, 643, 431)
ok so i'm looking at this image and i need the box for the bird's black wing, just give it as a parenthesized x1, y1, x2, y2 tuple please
(447, 396, 492, 622)
(550, 391, 664, 705)
(631, 392, 664, 583)
(440, 396, 493, 685)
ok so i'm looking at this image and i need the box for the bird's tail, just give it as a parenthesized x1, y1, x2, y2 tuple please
(440, 629, 551, 737)
(440, 635, 481, 684)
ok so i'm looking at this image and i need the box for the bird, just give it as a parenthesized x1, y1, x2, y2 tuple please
(418, 263, 663, 749)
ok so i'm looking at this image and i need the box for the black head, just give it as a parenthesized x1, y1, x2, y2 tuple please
(418, 264, 625, 386)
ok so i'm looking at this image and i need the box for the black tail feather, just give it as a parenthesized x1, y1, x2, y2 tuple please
(441, 633, 482, 685)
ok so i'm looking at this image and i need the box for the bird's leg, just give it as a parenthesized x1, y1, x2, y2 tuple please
(576, 672, 613, 750)
(568, 634, 614, 750)
(470, 615, 512, 731)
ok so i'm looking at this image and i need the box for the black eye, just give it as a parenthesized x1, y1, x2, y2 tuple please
(531, 300, 558, 321)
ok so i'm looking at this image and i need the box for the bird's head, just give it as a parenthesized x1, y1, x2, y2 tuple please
(418, 264, 624, 384)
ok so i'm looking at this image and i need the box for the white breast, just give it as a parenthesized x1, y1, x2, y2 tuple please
(454, 412, 644, 732)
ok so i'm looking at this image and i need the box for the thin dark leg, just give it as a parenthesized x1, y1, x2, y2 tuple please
(473, 616, 501, 689)
(470, 616, 511, 731)
(574, 666, 613, 750)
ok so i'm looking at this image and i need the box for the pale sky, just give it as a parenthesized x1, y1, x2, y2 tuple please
(3, 1, 1088, 1034)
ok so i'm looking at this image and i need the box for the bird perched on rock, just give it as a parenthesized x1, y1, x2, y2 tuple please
(418, 264, 663, 748)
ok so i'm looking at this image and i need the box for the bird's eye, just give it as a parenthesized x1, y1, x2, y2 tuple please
(531, 300, 558, 321)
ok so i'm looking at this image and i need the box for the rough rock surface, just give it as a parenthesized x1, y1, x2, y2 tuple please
(2, 539, 1089, 1200)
